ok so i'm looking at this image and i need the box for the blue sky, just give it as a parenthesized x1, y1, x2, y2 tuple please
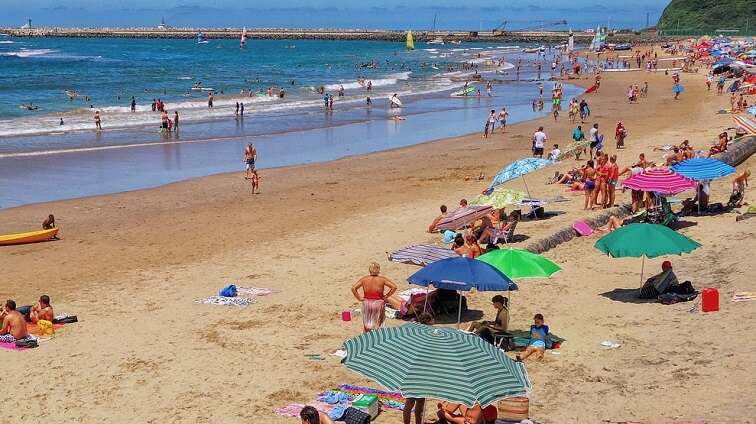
(2, 0, 672, 30)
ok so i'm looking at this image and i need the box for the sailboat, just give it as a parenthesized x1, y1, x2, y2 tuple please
(240, 26, 247, 48)
(196, 31, 208, 44)
(406, 31, 414, 50)
(426, 13, 444, 45)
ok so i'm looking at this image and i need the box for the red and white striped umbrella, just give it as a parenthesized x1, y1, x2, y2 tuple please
(622, 167, 696, 195)
(435, 206, 492, 231)
(733, 115, 756, 134)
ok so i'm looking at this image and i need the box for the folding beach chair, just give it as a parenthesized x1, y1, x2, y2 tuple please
(493, 220, 518, 244)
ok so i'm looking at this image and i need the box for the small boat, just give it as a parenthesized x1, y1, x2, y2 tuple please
(240, 26, 247, 48)
(406, 30, 414, 50)
(196, 31, 208, 44)
(612, 43, 632, 51)
(427, 37, 445, 45)
(0, 228, 59, 246)
(449, 40, 462, 45)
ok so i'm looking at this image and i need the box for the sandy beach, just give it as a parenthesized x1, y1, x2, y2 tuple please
(1, 48, 755, 423)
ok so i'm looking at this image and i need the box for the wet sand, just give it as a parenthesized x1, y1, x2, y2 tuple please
(1, 49, 755, 423)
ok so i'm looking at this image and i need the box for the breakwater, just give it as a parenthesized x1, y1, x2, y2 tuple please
(0, 27, 649, 44)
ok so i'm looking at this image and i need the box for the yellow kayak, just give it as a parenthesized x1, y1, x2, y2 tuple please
(0, 228, 59, 246)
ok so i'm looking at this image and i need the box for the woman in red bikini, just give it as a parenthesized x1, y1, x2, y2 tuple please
(351, 262, 398, 333)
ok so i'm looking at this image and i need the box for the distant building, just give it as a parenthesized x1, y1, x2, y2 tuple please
(157, 17, 172, 30)
(20, 19, 32, 29)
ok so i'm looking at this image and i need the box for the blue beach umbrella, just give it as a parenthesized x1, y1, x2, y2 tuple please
(407, 257, 517, 327)
(671, 158, 735, 181)
(488, 158, 552, 195)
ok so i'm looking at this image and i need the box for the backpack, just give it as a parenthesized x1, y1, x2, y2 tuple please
(219, 284, 238, 297)
(15, 338, 38, 349)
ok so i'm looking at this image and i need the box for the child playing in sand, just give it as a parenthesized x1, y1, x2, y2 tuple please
(517, 313, 549, 361)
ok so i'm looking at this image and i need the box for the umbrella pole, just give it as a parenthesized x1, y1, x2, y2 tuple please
(423, 285, 430, 316)
(521, 175, 532, 198)
(456, 291, 463, 329)
(639, 256, 646, 288)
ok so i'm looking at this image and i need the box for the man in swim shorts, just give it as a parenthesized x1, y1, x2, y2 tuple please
(244, 143, 257, 178)
(16, 295, 54, 324)
(0, 300, 35, 344)
(516, 313, 549, 361)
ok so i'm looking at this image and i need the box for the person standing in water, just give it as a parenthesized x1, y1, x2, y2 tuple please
(498, 107, 509, 132)
(235, 102, 239, 116)
(94, 110, 102, 130)
(130, 96, 136, 112)
(208, 93, 214, 108)
(173, 111, 179, 130)
(240, 102, 244, 116)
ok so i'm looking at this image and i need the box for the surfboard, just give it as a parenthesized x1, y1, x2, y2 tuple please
(584, 85, 598, 94)
(451, 85, 476, 97)
(390, 96, 403, 107)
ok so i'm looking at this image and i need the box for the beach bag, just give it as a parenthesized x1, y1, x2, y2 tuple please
(220, 284, 238, 297)
(15, 338, 38, 349)
(341, 407, 371, 424)
(53, 315, 78, 324)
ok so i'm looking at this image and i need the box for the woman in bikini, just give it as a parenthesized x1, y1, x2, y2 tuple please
(582, 160, 596, 210)
(351, 262, 398, 333)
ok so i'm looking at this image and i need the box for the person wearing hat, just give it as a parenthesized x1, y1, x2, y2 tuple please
(639, 261, 679, 299)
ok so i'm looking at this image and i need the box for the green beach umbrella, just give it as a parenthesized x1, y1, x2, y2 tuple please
(342, 323, 531, 407)
(594, 223, 701, 285)
(477, 248, 561, 279)
(470, 188, 527, 210)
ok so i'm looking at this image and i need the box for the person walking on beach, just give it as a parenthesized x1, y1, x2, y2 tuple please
(351, 262, 397, 333)
(498, 107, 509, 133)
(486, 80, 493, 96)
(94, 110, 102, 131)
(532, 126, 547, 158)
(323, 93, 329, 111)
(240, 102, 244, 117)
(130, 96, 136, 112)
(173, 111, 179, 130)
(589, 123, 600, 159)
(244, 143, 257, 179)
(235, 102, 239, 116)
(483, 109, 495, 138)
(161, 110, 169, 132)
(208, 93, 214, 108)
(328, 94, 334, 110)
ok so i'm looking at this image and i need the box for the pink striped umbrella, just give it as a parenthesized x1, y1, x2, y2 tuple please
(435, 205, 493, 231)
(622, 167, 696, 195)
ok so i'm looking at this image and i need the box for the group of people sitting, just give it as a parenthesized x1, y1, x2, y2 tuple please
(429, 200, 521, 256)
(0, 295, 54, 344)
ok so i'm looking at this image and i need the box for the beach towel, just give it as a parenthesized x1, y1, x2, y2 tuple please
(362, 299, 385, 332)
(319, 385, 405, 411)
(0, 322, 64, 351)
(194, 296, 255, 307)
(236, 287, 276, 297)
(733, 292, 756, 302)
(273, 401, 334, 418)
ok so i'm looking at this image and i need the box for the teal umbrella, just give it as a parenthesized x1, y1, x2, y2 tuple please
(477, 248, 561, 279)
(342, 323, 531, 407)
(594, 223, 701, 285)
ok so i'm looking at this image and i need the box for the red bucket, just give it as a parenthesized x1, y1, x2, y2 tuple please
(702, 288, 719, 313)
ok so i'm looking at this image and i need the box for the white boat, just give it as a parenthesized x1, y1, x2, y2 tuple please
(196, 31, 208, 44)
(240, 27, 247, 48)
(427, 37, 445, 45)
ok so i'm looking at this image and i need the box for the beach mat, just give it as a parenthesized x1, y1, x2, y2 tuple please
(505, 329, 565, 349)
(572, 220, 593, 236)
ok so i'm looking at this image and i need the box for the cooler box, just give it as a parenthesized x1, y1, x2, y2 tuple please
(351, 394, 379, 419)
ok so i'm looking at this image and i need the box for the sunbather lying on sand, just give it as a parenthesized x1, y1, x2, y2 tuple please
(596, 214, 627, 232)
(299, 406, 335, 424)
(0, 300, 35, 344)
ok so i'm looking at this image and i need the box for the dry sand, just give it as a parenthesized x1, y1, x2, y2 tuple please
(1, 49, 755, 423)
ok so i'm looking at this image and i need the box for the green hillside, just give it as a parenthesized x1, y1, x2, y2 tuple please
(657, 0, 756, 34)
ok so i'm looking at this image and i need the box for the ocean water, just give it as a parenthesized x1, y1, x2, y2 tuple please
(0, 36, 585, 207)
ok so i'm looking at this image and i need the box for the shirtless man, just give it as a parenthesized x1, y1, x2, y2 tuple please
(0, 300, 33, 344)
(299, 406, 335, 424)
(351, 262, 398, 332)
(436, 402, 483, 424)
(244, 143, 257, 179)
(428, 205, 448, 233)
(42, 214, 56, 230)
(17, 295, 54, 323)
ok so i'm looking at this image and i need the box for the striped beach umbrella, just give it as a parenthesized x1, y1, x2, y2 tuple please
(671, 157, 735, 181)
(622, 167, 696, 195)
(733, 115, 756, 134)
(488, 158, 552, 193)
(435, 205, 492, 231)
(342, 323, 531, 407)
(388, 244, 460, 267)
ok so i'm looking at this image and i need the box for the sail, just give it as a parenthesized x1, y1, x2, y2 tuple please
(240, 26, 247, 47)
(406, 31, 414, 50)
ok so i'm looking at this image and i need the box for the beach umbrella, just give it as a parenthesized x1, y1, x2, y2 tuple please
(342, 323, 531, 407)
(488, 158, 552, 196)
(435, 205, 493, 232)
(388, 244, 460, 267)
(671, 157, 735, 181)
(622, 167, 696, 195)
(477, 248, 561, 280)
(594, 223, 701, 286)
(469, 188, 527, 210)
(407, 257, 517, 327)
